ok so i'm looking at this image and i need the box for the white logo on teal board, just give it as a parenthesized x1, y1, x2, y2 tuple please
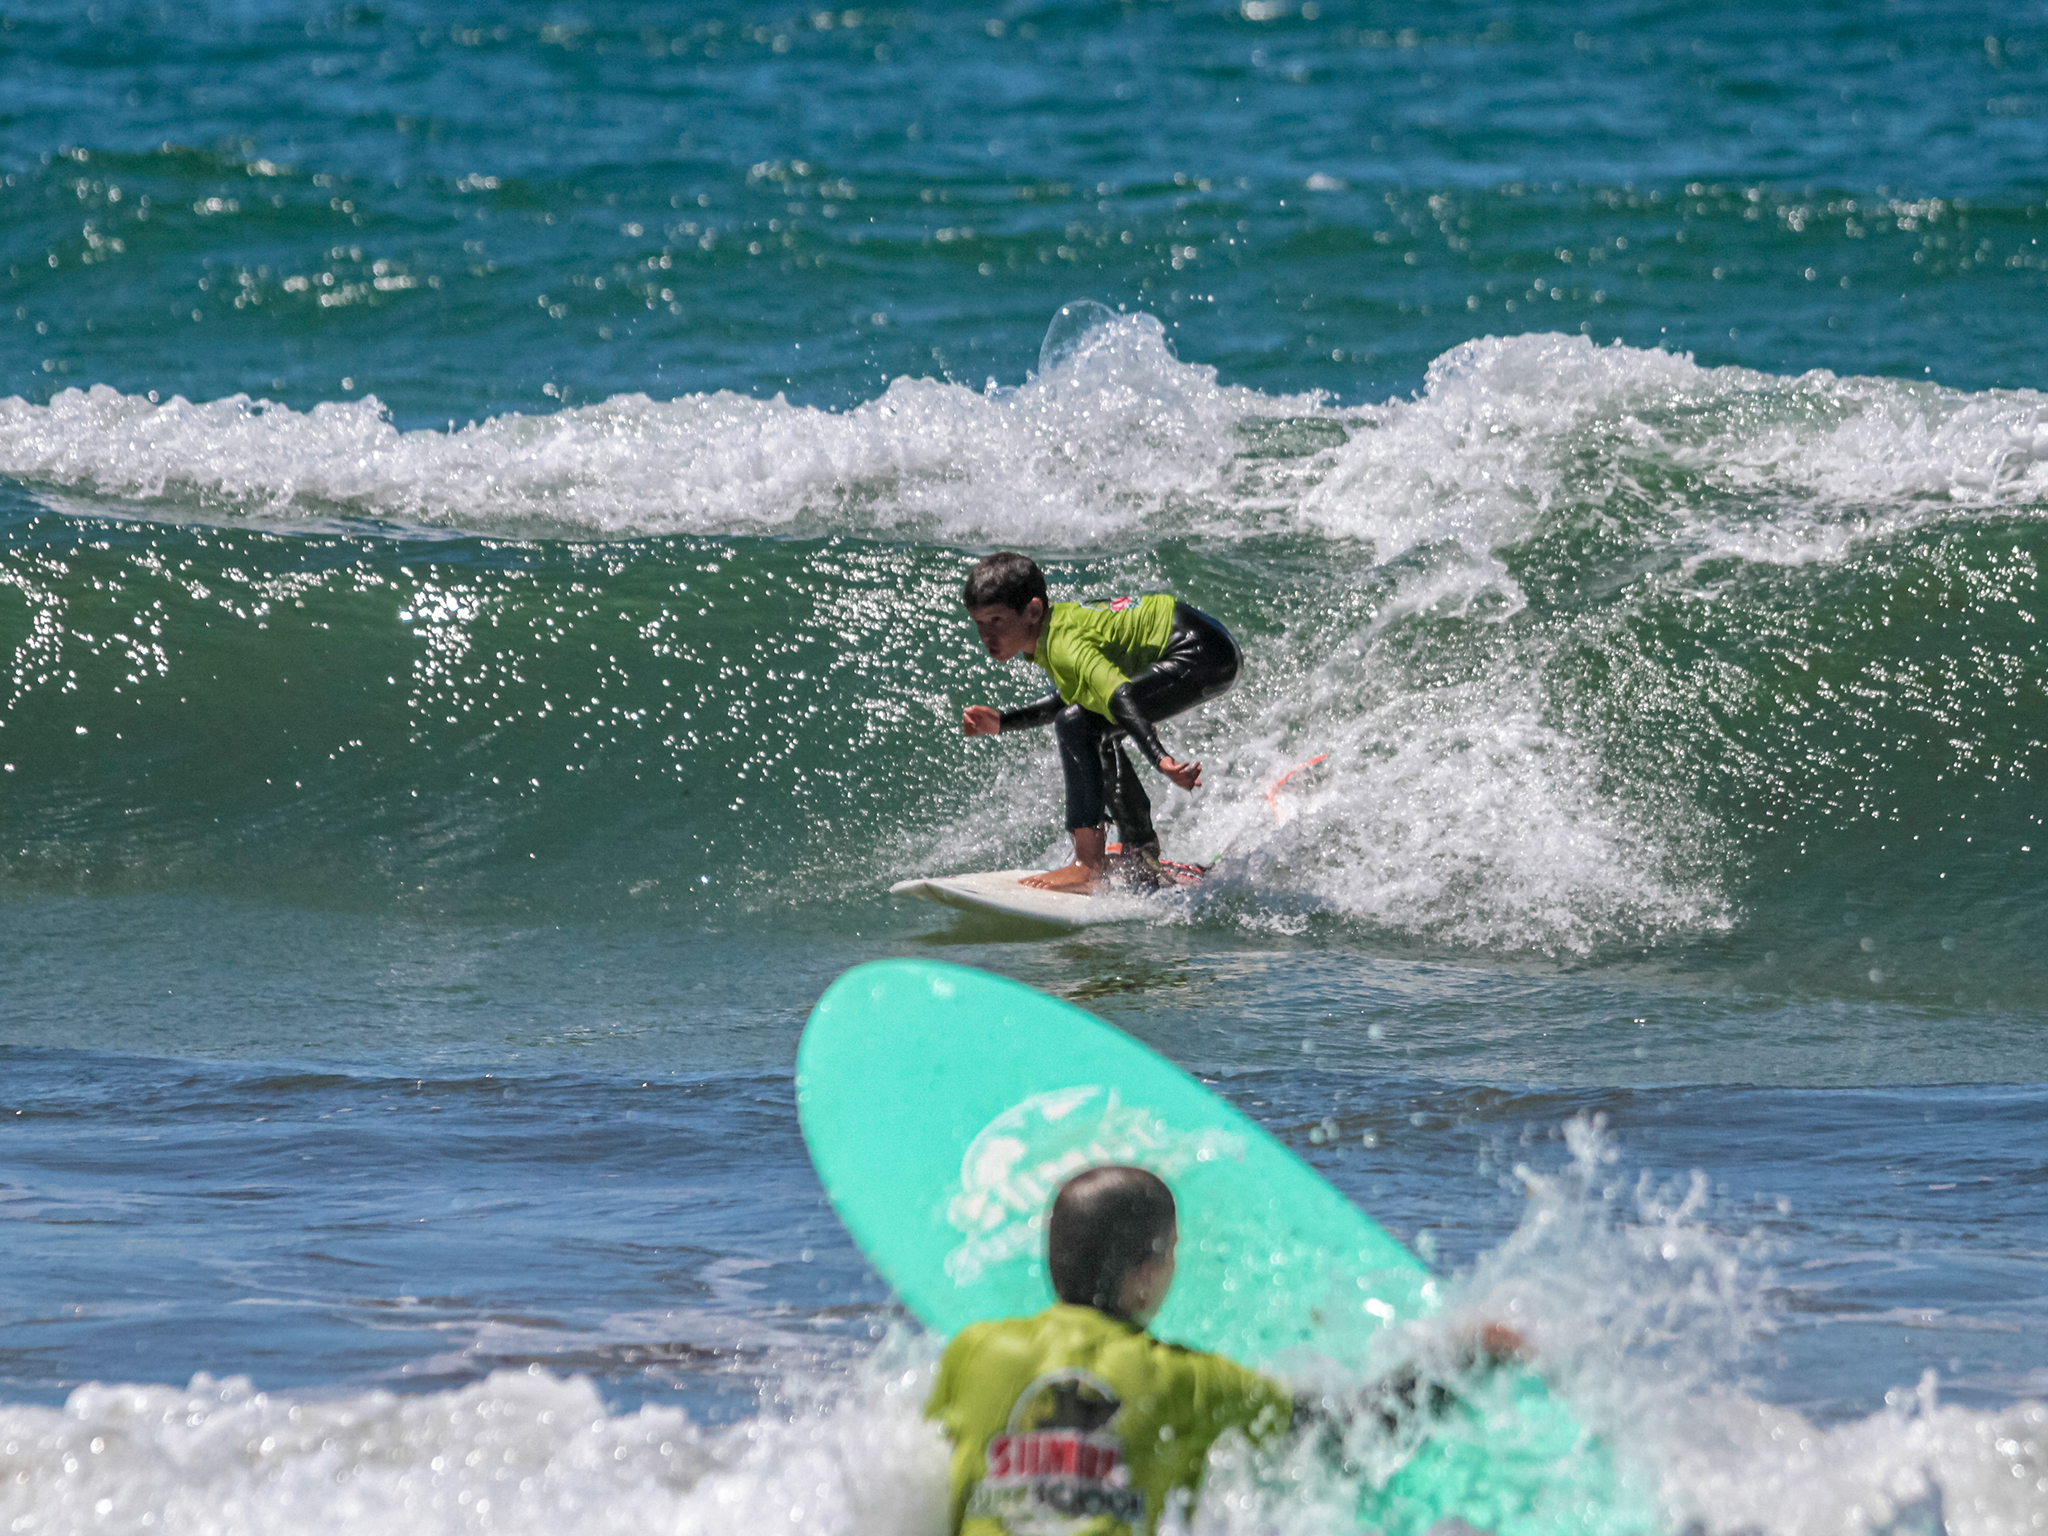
(944, 1086, 1244, 1285)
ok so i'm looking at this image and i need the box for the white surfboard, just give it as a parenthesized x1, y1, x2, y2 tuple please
(888, 868, 1173, 927)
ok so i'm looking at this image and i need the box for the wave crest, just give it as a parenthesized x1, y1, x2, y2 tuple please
(0, 314, 1317, 543)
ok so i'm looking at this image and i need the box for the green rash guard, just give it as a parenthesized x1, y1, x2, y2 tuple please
(926, 1303, 1292, 1536)
(1028, 595, 1178, 720)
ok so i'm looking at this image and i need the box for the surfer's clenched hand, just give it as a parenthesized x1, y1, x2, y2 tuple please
(962, 705, 1001, 737)
(1159, 756, 1202, 791)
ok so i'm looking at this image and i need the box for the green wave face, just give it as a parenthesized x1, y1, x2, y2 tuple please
(0, 513, 987, 919)
(2, 328, 2042, 1005)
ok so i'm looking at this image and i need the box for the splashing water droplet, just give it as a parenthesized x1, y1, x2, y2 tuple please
(1037, 298, 1117, 378)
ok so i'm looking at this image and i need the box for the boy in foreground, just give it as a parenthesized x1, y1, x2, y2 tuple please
(925, 1166, 1289, 1536)
(926, 1166, 1531, 1536)
(960, 553, 1240, 893)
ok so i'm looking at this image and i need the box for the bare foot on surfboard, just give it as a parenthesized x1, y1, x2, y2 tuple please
(1019, 862, 1099, 893)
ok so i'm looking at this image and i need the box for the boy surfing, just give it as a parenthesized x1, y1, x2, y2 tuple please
(960, 553, 1240, 893)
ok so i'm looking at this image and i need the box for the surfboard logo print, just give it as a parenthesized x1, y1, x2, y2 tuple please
(943, 1085, 1244, 1285)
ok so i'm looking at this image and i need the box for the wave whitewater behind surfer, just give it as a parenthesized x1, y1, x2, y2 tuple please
(960, 553, 1240, 894)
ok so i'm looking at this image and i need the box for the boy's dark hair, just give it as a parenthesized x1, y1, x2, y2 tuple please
(1048, 1166, 1176, 1317)
(963, 552, 1047, 613)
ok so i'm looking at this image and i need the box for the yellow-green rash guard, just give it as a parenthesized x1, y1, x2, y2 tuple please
(1027, 595, 1178, 720)
(926, 1303, 1292, 1536)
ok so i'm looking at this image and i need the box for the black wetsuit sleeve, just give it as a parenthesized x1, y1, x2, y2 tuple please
(997, 693, 1063, 733)
(1291, 1365, 1463, 1450)
(1108, 684, 1168, 767)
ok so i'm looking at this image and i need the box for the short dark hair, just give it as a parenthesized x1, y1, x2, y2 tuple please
(963, 552, 1047, 613)
(1048, 1166, 1176, 1317)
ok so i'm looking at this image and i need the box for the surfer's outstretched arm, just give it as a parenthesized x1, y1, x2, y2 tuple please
(999, 693, 1063, 731)
(1294, 1323, 1532, 1441)
(962, 693, 1061, 737)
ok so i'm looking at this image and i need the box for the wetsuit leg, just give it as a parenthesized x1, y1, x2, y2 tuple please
(1098, 738, 1158, 853)
(1053, 702, 1112, 833)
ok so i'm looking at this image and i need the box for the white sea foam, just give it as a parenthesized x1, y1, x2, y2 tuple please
(1182, 632, 1727, 955)
(0, 1348, 949, 1536)
(1182, 1116, 2048, 1536)
(1300, 332, 1705, 563)
(6, 325, 2045, 557)
(1305, 333, 2048, 584)
(1481, 1119, 2048, 1536)
(0, 315, 1315, 544)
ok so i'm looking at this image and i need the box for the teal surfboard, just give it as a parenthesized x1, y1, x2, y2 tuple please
(798, 960, 1651, 1536)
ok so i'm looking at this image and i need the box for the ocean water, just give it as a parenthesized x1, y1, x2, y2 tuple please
(3, 0, 2046, 1531)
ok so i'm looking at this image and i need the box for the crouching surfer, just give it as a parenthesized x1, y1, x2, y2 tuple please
(927, 1166, 1528, 1536)
(959, 553, 1240, 894)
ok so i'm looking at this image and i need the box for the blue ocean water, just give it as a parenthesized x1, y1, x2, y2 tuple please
(3, 1, 2046, 1531)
